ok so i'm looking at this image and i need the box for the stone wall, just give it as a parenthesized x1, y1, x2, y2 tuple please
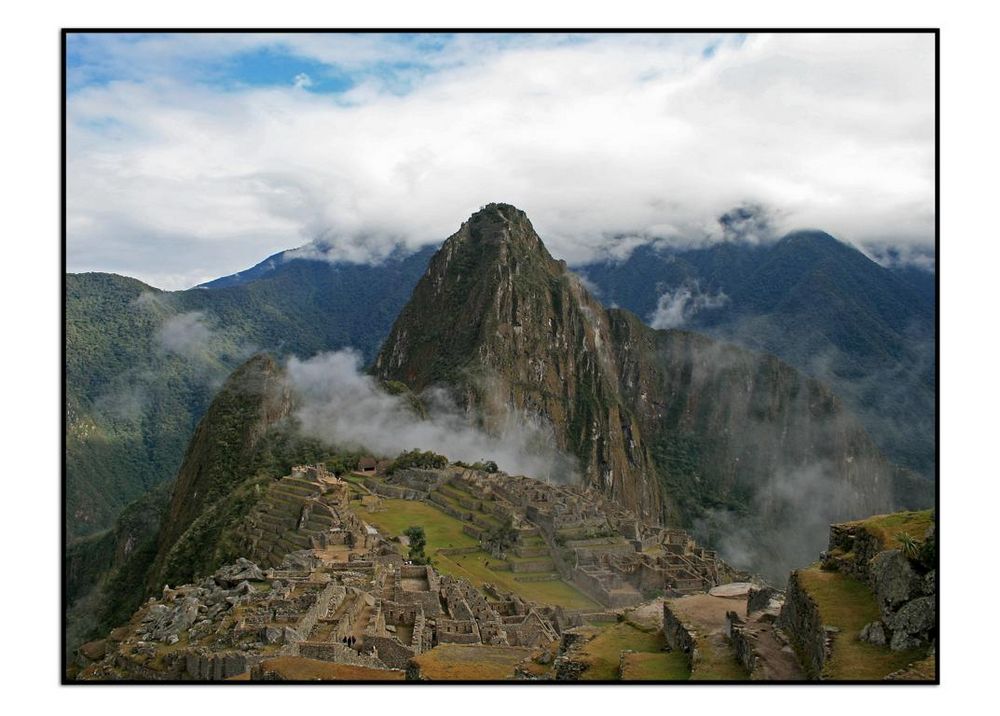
(364, 635, 416, 670)
(776, 571, 829, 679)
(822, 523, 884, 583)
(183, 650, 258, 680)
(661, 602, 697, 669)
(298, 641, 386, 669)
(747, 586, 781, 616)
(727, 612, 756, 677)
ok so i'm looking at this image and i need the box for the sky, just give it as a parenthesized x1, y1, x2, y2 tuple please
(65, 32, 936, 290)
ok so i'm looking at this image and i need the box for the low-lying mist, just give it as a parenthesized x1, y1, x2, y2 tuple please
(285, 350, 579, 482)
(692, 461, 873, 584)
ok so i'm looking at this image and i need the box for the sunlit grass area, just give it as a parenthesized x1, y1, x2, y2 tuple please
(353, 497, 599, 609)
(411, 644, 534, 680)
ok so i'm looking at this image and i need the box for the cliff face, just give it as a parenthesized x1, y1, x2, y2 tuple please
(373, 203, 897, 530)
(374, 204, 661, 519)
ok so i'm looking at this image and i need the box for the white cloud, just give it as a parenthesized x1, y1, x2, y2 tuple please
(648, 281, 729, 330)
(286, 350, 578, 482)
(292, 72, 313, 89)
(66, 33, 935, 289)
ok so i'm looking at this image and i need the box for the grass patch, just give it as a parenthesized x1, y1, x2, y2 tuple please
(798, 568, 925, 680)
(620, 651, 690, 681)
(352, 498, 479, 554)
(690, 638, 747, 681)
(412, 644, 533, 681)
(259, 656, 405, 681)
(436, 551, 599, 610)
(356, 497, 598, 609)
(577, 622, 678, 681)
(847, 510, 934, 549)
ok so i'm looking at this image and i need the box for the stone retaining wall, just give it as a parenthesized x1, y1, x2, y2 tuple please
(776, 571, 829, 679)
(661, 602, 697, 670)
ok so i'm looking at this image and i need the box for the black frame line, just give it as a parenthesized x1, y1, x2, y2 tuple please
(60, 27, 941, 686)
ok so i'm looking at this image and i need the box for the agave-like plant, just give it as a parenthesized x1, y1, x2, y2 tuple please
(896, 531, 921, 561)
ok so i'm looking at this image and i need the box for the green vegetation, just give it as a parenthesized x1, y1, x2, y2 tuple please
(403, 526, 429, 564)
(412, 644, 534, 681)
(385, 449, 449, 474)
(620, 651, 691, 681)
(798, 567, 925, 680)
(848, 510, 934, 550)
(689, 638, 748, 681)
(482, 517, 518, 557)
(576, 622, 685, 681)
(66, 249, 434, 539)
(354, 499, 480, 554)
(355, 498, 598, 609)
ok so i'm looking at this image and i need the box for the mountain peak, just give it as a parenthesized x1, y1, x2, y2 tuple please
(452, 202, 553, 261)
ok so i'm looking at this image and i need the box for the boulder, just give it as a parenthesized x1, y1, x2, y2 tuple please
(869, 550, 918, 616)
(890, 630, 924, 652)
(887, 596, 935, 650)
(214, 558, 264, 586)
(280, 550, 321, 571)
(923, 569, 936, 596)
(262, 626, 283, 645)
(859, 621, 887, 646)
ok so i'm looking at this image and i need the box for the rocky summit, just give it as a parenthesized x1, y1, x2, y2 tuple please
(374, 203, 901, 538)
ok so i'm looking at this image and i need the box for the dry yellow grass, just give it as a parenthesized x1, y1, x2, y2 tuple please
(411, 644, 534, 681)
(257, 656, 406, 681)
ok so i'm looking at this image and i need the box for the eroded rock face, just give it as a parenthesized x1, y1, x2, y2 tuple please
(870, 550, 918, 617)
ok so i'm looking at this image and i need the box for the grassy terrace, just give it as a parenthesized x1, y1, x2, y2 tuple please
(354, 498, 480, 553)
(412, 644, 534, 680)
(798, 567, 926, 680)
(255, 656, 405, 681)
(353, 497, 599, 610)
(845, 510, 934, 549)
(577, 622, 689, 681)
(621, 652, 691, 681)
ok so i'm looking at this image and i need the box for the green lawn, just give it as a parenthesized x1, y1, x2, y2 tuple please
(847, 510, 934, 549)
(798, 568, 926, 680)
(577, 622, 686, 681)
(689, 637, 748, 681)
(354, 497, 599, 610)
(354, 498, 480, 553)
(620, 651, 691, 681)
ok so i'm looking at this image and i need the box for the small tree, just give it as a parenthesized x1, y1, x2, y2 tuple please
(483, 517, 518, 558)
(404, 525, 428, 564)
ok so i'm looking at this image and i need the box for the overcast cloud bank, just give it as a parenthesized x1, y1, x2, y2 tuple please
(67, 32, 935, 289)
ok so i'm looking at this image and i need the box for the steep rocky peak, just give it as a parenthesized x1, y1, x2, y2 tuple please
(440, 202, 560, 273)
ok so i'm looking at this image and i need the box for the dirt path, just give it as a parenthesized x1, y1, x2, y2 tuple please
(742, 617, 806, 680)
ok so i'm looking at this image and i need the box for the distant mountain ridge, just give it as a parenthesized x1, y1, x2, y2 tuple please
(66, 212, 934, 539)
(65, 247, 434, 538)
(577, 233, 936, 478)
